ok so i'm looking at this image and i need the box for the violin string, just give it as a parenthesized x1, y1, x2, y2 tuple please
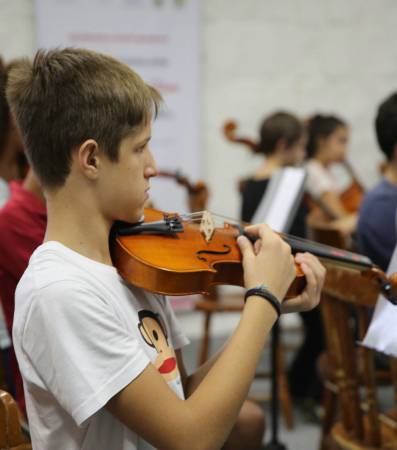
(177, 211, 370, 265)
(157, 211, 370, 267)
(181, 211, 240, 227)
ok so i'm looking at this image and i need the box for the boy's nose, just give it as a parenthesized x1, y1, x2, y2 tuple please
(146, 149, 158, 178)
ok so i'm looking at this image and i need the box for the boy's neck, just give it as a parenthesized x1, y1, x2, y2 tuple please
(45, 191, 113, 266)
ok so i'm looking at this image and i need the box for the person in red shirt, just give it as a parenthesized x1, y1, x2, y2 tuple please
(0, 168, 46, 412)
(0, 56, 26, 206)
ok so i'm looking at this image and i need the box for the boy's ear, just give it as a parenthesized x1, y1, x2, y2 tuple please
(77, 139, 100, 179)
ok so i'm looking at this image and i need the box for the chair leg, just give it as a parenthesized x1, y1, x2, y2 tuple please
(277, 342, 294, 430)
(197, 311, 212, 366)
(319, 384, 337, 450)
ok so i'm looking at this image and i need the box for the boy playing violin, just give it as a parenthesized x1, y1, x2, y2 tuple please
(6, 48, 325, 450)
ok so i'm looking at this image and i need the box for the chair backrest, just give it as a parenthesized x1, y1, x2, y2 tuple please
(321, 266, 397, 447)
(306, 213, 350, 249)
(0, 390, 31, 450)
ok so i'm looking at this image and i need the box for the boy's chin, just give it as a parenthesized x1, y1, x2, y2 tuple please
(128, 209, 145, 224)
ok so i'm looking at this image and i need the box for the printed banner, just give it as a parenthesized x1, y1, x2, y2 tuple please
(35, 0, 201, 212)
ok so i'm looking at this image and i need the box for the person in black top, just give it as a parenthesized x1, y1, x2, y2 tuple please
(240, 111, 307, 236)
(240, 111, 324, 409)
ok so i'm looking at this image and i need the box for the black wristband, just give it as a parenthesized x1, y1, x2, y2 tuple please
(244, 286, 281, 318)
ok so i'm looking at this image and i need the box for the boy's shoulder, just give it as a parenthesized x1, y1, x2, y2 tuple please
(15, 241, 126, 314)
(20, 241, 94, 291)
(16, 240, 166, 313)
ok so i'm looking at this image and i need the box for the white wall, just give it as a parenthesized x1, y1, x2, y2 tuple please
(1, 0, 397, 218)
(203, 0, 397, 217)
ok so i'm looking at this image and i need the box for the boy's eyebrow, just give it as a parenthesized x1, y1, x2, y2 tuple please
(135, 136, 151, 147)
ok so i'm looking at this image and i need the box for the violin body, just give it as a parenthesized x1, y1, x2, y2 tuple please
(112, 208, 305, 297)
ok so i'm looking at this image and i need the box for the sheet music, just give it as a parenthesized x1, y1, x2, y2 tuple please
(251, 167, 306, 233)
(362, 220, 397, 356)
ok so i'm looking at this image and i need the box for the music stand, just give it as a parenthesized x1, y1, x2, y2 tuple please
(252, 167, 306, 450)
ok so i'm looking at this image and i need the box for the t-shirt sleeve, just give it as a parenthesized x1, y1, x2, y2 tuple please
(162, 296, 190, 350)
(305, 162, 334, 199)
(22, 280, 150, 426)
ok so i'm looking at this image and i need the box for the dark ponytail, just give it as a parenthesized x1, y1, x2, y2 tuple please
(306, 114, 346, 158)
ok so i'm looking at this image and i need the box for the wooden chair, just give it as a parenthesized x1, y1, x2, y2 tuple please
(0, 390, 31, 450)
(319, 265, 397, 450)
(306, 211, 351, 250)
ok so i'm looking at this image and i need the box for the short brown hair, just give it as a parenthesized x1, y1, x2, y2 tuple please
(6, 48, 162, 188)
(257, 111, 303, 156)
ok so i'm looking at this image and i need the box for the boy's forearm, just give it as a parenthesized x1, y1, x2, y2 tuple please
(184, 342, 226, 396)
(184, 297, 277, 448)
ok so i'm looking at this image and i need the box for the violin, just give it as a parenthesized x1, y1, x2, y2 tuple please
(111, 208, 397, 303)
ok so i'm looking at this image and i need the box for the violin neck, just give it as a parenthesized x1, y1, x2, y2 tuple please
(241, 229, 373, 271)
(281, 234, 373, 270)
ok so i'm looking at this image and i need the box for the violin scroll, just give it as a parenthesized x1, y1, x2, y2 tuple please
(359, 268, 397, 305)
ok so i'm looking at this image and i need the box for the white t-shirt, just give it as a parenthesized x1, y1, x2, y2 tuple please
(305, 159, 336, 199)
(13, 241, 189, 450)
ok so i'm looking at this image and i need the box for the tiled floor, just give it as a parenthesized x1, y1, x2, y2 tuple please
(176, 309, 322, 450)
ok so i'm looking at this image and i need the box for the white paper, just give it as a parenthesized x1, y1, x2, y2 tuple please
(251, 167, 306, 233)
(362, 238, 397, 356)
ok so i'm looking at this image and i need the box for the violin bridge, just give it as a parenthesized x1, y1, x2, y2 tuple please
(200, 211, 215, 243)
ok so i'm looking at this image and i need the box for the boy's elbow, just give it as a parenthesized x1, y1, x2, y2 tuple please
(172, 422, 224, 450)
(159, 414, 222, 450)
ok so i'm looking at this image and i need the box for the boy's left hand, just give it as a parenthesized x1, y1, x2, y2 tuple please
(281, 252, 326, 314)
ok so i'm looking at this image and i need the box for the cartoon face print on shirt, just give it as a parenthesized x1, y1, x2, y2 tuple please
(138, 310, 180, 382)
